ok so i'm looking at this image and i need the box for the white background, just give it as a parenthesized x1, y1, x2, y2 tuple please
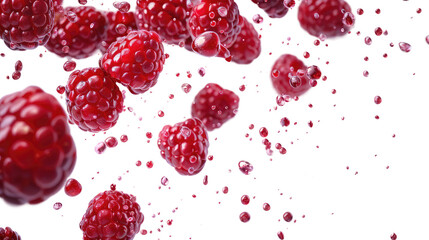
(1, 0, 429, 239)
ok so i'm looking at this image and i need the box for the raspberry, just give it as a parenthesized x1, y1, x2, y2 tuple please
(135, 0, 191, 45)
(271, 54, 310, 97)
(100, 11, 137, 53)
(0, 227, 21, 240)
(101, 30, 166, 95)
(66, 68, 124, 133)
(298, 0, 352, 38)
(45, 6, 106, 59)
(228, 17, 260, 64)
(0, 86, 76, 205)
(191, 83, 239, 131)
(0, 0, 54, 50)
(79, 190, 144, 240)
(188, 0, 241, 48)
(157, 118, 209, 175)
(251, 0, 288, 18)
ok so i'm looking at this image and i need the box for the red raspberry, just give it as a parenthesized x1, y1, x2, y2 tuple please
(80, 190, 144, 240)
(100, 11, 137, 53)
(66, 68, 124, 133)
(45, 6, 106, 59)
(0, 0, 54, 50)
(135, 0, 192, 45)
(271, 54, 310, 97)
(0, 86, 76, 205)
(298, 0, 352, 38)
(188, 0, 241, 48)
(192, 83, 239, 131)
(251, 0, 288, 18)
(228, 17, 260, 64)
(101, 30, 166, 95)
(157, 118, 209, 175)
(0, 227, 21, 240)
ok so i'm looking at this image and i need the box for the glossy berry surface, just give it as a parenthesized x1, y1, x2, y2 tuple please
(101, 30, 165, 95)
(157, 118, 209, 175)
(251, 0, 288, 18)
(45, 6, 106, 59)
(0, 227, 21, 240)
(135, 0, 191, 45)
(228, 17, 261, 64)
(298, 0, 352, 38)
(192, 83, 239, 131)
(0, 0, 54, 50)
(271, 54, 310, 97)
(0, 86, 76, 205)
(188, 0, 241, 48)
(66, 68, 124, 133)
(100, 11, 137, 53)
(80, 190, 144, 240)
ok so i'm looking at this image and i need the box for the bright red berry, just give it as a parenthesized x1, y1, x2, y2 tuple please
(157, 118, 209, 175)
(101, 30, 166, 95)
(45, 6, 107, 59)
(251, 0, 288, 18)
(271, 54, 310, 97)
(0, 227, 21, 240)
(0, 0, 54, 50)
(0, 86, 77, 205)
(135, 0, 192, 45)
(100, 11, 137, 53)
(79, 190, 144, 240)
(298, 0, 353, 38)
(228, 17, 261, 64)
(65, 68, 124, 133)
(188, 0, 241, 48)
(192, 83, 239, 131)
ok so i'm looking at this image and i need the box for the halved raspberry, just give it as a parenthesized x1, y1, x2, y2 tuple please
(101, 30, 166, 95)
(298, 0, 352, 38)
(251, 0, 288, 18)
(228, 17, 261, 64)
(0, 86, 76, 205)
(271, 54, 310, 97)
(0, 0, 54, 50)
(66, 68, 124, 133)
(100, 11, 137, 53)
(135, 0, 191, 45)
(188, 0, 241, 48)
(45, 6, 106, 59)
(0, 227, 21, 240)
(80, 190, 144, 240)
(157, 118, 209, 175)
(192, 83, 239, 131)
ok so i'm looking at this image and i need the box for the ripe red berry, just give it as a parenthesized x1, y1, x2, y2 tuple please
(101, 30, 166, 95)
(0, 0, 54, 50)
(0, 227, 21, 240)
(271, 54, 310, 97)
(157, 118, 209, 175)
(0, 86, 76, 205)
(65, 68, 124, 133)
(228, 17, 261, 64)
(100, 11, 137, 53)
(298, 0, 353, 38)
(135, 0, 192, 45)
(251, 0, 288, 18)
(45, 6, 107, 59)
(188, 0, 241, 48)
(192, 83, 239, 131)
(80, 190, 144, 240)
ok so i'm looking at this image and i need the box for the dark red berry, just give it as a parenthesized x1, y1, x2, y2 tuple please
(79, 190, 144, 240)
(192, 83, 239, 131)
(65, 68, 124, 133)
(228, 17, 261, 64)
(100, 11, 137, 53)
(45, 6, 107, 59)
(0, 0, 54, 50)
(251, 0, 288, 18)
(0, 227, 21, 240)
(157, 118, 209, 175)
(0, 86, 77, 205)
(101, 30, 166, 95)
